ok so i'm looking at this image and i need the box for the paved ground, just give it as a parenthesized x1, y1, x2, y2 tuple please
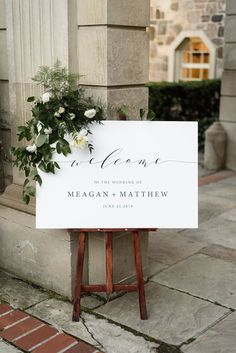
(1, 166, 236, 353)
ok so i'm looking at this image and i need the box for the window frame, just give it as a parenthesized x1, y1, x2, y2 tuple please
(168, 31, 216, 82)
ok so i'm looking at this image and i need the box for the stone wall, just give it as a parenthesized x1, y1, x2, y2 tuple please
(219, 0, 236, 170)
(149, 0, 226, 81)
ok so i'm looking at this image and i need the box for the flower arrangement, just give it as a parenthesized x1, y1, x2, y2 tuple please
(11, 61, 104, 204)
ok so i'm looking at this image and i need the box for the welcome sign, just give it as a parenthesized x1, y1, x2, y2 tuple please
(36, 121, 198, 229)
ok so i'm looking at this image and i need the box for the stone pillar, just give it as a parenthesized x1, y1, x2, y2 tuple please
(77, 0, 150, 284)
(0, 0, 150, 297)
(0, 0, 80, 298)
(219, 0, 236, 170)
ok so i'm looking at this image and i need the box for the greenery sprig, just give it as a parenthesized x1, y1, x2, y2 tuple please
(11, 61, 104, 204)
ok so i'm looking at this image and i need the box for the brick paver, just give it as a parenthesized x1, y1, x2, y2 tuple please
(0, 310, 29, 330)
(0, 317, 43, 341)
(0, 304, 12, 316)
(64, 342, 97, 353)
(0, 304, 99, 353)
(32, 333, 77, 353)
(15, 325, 58, 351)
(198, 170, 236, 186)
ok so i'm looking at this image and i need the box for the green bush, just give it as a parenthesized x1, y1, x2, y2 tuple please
(147, 79, 221, 150)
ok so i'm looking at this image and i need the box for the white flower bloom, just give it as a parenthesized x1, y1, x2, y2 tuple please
(54, 107, 65, 117)
(71, 135, 89, 149)
(26, 144, 37, 153)
(42, 92, 51, 103)
(79, 129, 88, 137)
(58, 107, 65, 114)
(84, 109, 96, 119)
(37, 122, 43, 132)
(44, 127, 53, 135)
(69, 113, 76, 120)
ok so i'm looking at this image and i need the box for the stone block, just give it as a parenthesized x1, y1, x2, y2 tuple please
(220, 96, 236, 122)
(97, 282, 229, 345)
(0, 30, 8, 80)
(0, 0, 6, 28)
(0, 205, 77, 299)
(221, 71, 236, 96)
(225, 15, 236, 42)
(84, 86, 148, 120)
(78, 27, 107, 86)
(221, 122, 236, 170)
(200, 243, 236, 266)
(218, 26, 224, 37)
(212, 14, 223, 22)
(27, 299, 159, 351)
(153, 253, 236, 309)
(224, 43, 236, 70)
(78, 27, 149, 86)
(0, 81, 10, 119)
(0, 271, 50, 310)
(226, 0, 236, 15)
(78, 0, 150, 27)
(148, 231, 206, 265)
(182, 312, 236, 353)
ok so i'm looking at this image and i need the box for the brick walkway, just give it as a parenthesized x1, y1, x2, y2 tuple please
(0, 304, 101, 353)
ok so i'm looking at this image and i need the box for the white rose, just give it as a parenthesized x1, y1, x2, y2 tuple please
(84, 109, 96, 119)
(58, 107, 65, 114)
(54, 112, 60, 118)
(44, 127, 53, 135)
(42, 92, 51, 104)
(69, 113, 76, 120)
(26, 144, 37, 153)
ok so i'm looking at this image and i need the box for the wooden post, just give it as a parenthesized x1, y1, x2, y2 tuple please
(105, 232, 113, 295)
(72, 231, 86, 321)
(132, 230, 148, 320)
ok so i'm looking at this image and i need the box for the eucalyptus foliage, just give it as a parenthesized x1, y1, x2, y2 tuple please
(11, 61, 104, 204)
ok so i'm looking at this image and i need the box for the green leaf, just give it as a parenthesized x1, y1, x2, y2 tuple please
(23, 194, 30, 204)
(139, 109, 146, 120)
(17, 126, 27, 133)
(56, 142, 62, 154)
(34, 174, 42, 186)
(54, 162, 60, 169)
(25, 186, 36, 197)
(27, 96, 35, 102)
(38, 161, 47, 173)
(147, 110, 156, 121)
(36, 134, 47, 147)
(23, 178, 29, 187)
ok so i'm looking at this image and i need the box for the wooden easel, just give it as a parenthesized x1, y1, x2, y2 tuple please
(70, 228, 156, 321)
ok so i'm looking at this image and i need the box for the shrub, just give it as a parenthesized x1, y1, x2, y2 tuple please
(147, 79, 221, 150)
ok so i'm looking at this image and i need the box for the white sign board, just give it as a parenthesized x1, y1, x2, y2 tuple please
(36, 121, 198, 229)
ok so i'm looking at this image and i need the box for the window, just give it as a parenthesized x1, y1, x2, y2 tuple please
(168, 31, 216, 82)
(180, 37, 210, 81)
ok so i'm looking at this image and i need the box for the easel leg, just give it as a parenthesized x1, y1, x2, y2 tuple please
(72, 231, 86, 321)
(105, 232, 113, 296)
(132, 231, 148, 320)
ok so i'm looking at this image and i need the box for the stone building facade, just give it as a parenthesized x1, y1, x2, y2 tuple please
(149, 0, 226, 82)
